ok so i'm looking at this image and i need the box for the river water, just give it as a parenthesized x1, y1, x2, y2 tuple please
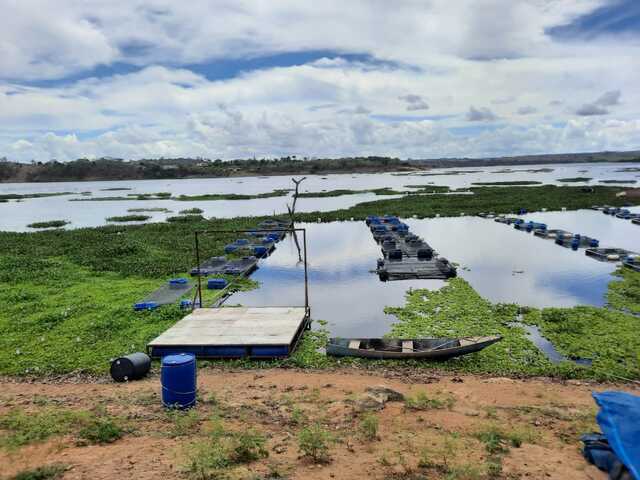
(1, 161, 638, 231)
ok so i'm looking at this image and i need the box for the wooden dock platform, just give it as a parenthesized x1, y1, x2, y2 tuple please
(147, 306, 309, 359)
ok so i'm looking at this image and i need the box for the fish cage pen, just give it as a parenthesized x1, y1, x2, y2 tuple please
(148, 227, 311, 359)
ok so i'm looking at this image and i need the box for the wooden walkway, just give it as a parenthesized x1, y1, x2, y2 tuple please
(147, 306, 309, 359)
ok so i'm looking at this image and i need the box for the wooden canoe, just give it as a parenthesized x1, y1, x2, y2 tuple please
(326, 336, 502, 360)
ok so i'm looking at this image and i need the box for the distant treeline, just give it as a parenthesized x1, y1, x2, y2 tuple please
(0, 156, 415, 183)
(413, 150, 640, 168)
(1, 149, 639, 183)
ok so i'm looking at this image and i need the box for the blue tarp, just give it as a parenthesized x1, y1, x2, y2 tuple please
(593, 391, 640, 480)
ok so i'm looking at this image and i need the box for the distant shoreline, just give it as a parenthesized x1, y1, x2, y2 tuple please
(1, 150, 638, 183)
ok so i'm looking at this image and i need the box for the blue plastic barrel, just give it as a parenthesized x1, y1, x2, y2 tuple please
(253, 246, 268, 256)
(590, 239, 600, 247)
(134, 301, 158, 311)
(161, 353, 197, 409)
(169, 278, 188, 285)
(235, 239, 249, 246)
(224, 244, 237, 253)
(207, 278, 228, 289)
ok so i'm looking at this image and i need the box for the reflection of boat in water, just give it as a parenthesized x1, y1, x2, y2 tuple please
(326, 336, 502, 360)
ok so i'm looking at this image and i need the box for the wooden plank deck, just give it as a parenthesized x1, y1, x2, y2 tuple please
(147, 306, 309, 359)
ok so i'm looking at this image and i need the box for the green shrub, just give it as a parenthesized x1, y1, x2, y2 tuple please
(229, 429, 268, 463)
(10, 464, 67, 480)
(167, 409, 200, 437)
(298, 424, 332, 462)
(358, 413, 379, 441)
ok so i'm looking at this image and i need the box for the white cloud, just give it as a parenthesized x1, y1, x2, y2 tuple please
(0, 1, 638, 161)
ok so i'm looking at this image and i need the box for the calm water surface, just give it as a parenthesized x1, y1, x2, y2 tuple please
(1, 161, 638, 231)
(231, 212, 636, 337)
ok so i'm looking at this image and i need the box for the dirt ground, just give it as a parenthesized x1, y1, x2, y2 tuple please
(1, 368, 637, 480)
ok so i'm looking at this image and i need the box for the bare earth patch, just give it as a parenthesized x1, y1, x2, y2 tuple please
(2, 369, 637, 480)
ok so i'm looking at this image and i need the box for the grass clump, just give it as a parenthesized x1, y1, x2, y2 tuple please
(183, 424, 268, 479)
(358, 413, 379, 441)
(105, 214, 151, 222)
(404, 391, 455, 410)
(26, 220, 69, 229)
(127, 207, 171, 213)
(0, 192, 73, 201)
(0, 408, 123, 448)
(77, 416, 123, 444)
(474, 424, 536, 455)
(600, 179, 637, 184)
(471, 181, 542, 186)
(179, 208, 204, 214)
(298, 423, 333, 463)
(167, 214, 206, 222)
(167, 409, 200, 437)
(557, 177, 592, 182)
(176, 189, 290, 201)
(10, 464, 67, 480)
(0, 409, 77, 448)
(607, 268, 640, 316)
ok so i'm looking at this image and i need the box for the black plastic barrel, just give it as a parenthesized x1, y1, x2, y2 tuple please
(110, 352, 151, 382)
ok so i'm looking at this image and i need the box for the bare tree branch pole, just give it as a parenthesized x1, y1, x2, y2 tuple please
(287, 177, 306, 263)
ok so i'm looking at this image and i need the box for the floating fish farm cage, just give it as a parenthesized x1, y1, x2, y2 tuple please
(147, 224, 311, 360)
(585, 248, 638, 262)
(493, 216, 520, 225)
(534, 229, 572, 239)
(513, 220, 547, 232)
(366, 215, 456, 281)
(555, 235, 600, 250)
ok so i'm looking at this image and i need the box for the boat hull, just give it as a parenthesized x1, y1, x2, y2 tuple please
(326, 336, 502, 360)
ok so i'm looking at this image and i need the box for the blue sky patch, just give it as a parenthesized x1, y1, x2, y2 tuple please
(547, 0, 640, 40)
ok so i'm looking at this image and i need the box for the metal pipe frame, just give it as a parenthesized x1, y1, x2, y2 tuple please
(192, 228, 310, 318)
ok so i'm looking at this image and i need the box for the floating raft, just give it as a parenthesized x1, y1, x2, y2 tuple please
(366, 215, 456, 280)
(555, 235, 599, 249)
(534, 229, 572, 239)
(377, 258, 456, 280)
(147, 307, 309, 359)
(633, 219, 640, 226)
(513, 220, 547, 232)
(494, 216, 520, 224)
(135, 279, 193, 310)
(585, 248, 638, 262)
(191, 255, 260, 276)
(190, 256, 227, 276)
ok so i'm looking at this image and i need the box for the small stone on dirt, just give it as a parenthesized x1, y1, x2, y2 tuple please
(365, 385, 404, 402)
(355, 394, 385, 411)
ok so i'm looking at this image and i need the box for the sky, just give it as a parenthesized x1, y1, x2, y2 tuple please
(1, 0, 639, 162)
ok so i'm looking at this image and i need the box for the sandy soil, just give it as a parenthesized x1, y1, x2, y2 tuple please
(1, 368, 636, 480)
